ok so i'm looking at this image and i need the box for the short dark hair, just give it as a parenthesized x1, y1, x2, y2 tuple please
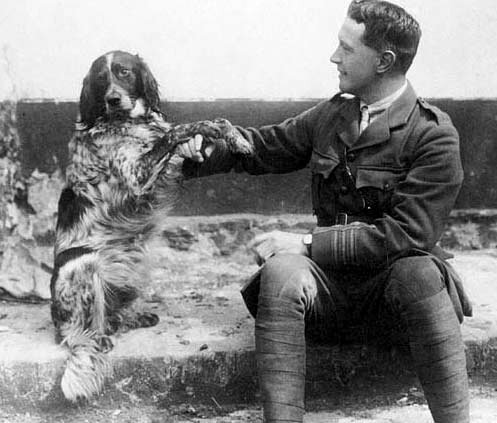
(347, 0, 421, 73)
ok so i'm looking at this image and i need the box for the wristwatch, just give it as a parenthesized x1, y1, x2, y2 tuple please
(302, 233, 312, 257)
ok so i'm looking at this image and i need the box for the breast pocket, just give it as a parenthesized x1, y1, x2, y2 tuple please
(355, 167, 407, 214)
(356, 167, 407, 191)
(310, 149, 340, 178)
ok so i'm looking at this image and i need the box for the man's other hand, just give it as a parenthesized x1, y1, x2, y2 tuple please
(248, 231, 308, 265)
(175, 134, 215, 163)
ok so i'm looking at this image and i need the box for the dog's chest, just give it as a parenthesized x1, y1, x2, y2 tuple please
(69, 123, 168, 190)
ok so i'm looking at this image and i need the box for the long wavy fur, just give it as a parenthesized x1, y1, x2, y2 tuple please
(51, 50, 254, 402)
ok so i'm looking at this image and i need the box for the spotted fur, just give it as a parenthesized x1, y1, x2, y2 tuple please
(51, 50, 253, 402)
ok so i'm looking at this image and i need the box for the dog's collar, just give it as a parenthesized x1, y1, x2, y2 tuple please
(54, 246, 94, 269)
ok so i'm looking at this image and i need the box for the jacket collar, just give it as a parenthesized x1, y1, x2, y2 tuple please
(336, 81, 418, 150)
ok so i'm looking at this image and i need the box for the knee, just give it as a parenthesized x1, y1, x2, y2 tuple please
(260, 254, 317, 303)
(385, 256, 445, 309)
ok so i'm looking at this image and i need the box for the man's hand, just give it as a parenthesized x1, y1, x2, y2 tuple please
(248, 230, 308, 265)
(175, 134, 215, 163)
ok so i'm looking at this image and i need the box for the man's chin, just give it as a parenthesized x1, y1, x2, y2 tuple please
(338, 78, 348, 93)
(338, 81, 358, 97)
(338, 84, 352, 96)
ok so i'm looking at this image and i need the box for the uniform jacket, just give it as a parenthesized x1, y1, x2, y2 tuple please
(183, 82, 472, 319)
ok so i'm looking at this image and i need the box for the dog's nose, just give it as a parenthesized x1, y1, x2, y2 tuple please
(106, 93, 121, 107)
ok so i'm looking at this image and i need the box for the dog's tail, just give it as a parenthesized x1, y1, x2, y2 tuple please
(60, 328, 111, 402)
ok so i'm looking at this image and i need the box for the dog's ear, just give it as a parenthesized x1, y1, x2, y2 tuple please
(136, 55, 161, 114)
(78, 74, 100, 129)
(78, 74, 93, 127)
(78, 55, 109, 129)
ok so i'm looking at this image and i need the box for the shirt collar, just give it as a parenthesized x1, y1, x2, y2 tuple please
(360, 80, 408, 115)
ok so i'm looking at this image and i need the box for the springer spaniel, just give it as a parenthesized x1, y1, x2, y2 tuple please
(50, 50, 252, 401)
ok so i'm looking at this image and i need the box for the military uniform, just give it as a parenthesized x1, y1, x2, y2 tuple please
(183, 82, 471, 423)
(185, 82, 471, 320)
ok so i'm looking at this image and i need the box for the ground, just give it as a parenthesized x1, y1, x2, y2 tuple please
(1, 216, 497, 422)
(1, 386, 496, 422)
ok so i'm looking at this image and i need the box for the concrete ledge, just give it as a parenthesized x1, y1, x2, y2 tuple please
(1, 216, 496, 410)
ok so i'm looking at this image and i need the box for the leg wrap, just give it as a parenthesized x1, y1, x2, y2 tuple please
(404, 290, 469, 423)
(256, 297, 305, 422)
(255, 255, 317, 423)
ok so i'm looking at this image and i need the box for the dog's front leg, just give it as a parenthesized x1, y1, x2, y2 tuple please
(172, 119, 254, 156)
(111, 139, 170, 196)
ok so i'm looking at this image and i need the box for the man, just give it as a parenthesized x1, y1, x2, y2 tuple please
(177, 1, 472, 422)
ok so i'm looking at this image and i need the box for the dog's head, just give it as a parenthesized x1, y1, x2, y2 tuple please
(78, 50, 161, 128)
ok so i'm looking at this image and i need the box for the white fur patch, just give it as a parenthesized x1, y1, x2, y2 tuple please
(105, 52, 114, 73)
(130, 98, 147, 118)
(61, 329, 111, 402)
(57, 252, 98, 283)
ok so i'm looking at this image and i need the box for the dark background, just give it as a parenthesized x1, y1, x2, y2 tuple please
(16, 99, 497, 215)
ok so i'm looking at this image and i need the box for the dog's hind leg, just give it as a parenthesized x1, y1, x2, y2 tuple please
(123, 309, 160, 330)
(52, 257, 113, 401)
(108, 306, 159, 333)
(104, 283, 142, 334)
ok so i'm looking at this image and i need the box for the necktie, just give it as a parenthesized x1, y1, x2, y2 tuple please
(359, 105, 369, 135)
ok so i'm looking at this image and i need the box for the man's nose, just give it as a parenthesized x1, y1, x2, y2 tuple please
(330, 48, 340, 64)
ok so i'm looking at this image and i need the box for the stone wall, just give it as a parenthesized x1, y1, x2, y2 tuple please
(1, 99, 496, 301)
(0, 102, 59, 301)
(16, 98, 497, 214)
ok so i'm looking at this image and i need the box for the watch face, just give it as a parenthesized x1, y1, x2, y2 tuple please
(303, 234, 312, 245)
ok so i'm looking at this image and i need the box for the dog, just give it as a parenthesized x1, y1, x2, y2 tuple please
(50, 50, 252, 402)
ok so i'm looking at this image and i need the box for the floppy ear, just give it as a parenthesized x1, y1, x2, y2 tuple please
(136, 55, 161, 114)
(78, 73, 104, 128)
(78, 74, 93, 127)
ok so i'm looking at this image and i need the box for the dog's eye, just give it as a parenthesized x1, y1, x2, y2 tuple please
(119, 68, 131, 77)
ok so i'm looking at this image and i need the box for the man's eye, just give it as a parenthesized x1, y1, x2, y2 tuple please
(339, 42, 352, 53)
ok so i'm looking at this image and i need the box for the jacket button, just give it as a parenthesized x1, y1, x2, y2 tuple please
(346, 152, 356, 162)
(340, 185, 349, 194)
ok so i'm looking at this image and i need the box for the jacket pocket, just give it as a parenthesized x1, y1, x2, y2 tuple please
(310, 149, 340, 179)
(356, 167, 407, 191)
(355, 167, 408, 214)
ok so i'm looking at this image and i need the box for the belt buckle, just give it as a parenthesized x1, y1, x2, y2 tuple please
(336, 213, 348, 225)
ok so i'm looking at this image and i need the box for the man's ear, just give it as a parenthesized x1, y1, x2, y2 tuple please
(377, 50, 396, 74)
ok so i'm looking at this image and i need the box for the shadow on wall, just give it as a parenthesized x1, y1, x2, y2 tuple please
(15, 99, 497, 214)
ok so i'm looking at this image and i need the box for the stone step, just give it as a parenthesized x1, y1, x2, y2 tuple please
(1, 244, 496, 411)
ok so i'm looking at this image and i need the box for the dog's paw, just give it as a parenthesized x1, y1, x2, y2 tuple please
(137, 311, 160, 328)
(211, 118, 254, 155)
(173, 119, 253, 156)
(97, 335, 114, 353)
(174, 120, 223, 140)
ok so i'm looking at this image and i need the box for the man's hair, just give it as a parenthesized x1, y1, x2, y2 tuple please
(347, 0, 421, 73)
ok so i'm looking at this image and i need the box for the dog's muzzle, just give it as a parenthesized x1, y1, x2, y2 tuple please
(105, 91, 122, 109)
